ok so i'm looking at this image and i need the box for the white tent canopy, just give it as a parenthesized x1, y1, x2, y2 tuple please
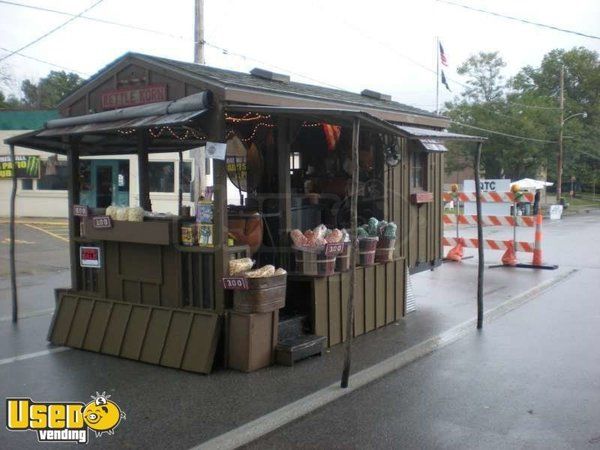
(511, 178, 554, 190)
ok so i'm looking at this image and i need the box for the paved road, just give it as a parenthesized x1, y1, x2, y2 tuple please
(0, 213, 597, 449)
(247, 265, 600, 449)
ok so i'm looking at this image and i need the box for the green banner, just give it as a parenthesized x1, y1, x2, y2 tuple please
(0, 155, 40, 179)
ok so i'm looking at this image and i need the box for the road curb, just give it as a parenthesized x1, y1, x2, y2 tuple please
(192, 268, 578, 450)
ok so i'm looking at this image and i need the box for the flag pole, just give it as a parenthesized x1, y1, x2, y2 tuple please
(435, 36, 440, 114)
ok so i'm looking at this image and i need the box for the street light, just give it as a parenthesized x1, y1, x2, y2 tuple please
(557, 111, 587, 203)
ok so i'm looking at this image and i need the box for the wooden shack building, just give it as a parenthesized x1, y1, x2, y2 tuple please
(6, 53, 482, 373)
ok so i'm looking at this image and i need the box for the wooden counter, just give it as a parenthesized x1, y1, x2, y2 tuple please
(287, 258, 406, 347)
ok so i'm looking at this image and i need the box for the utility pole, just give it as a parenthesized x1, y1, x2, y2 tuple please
(194, 0, 207, 200)
(194, 0, 205, 64)
(556, 65, 564, 203)
(435, 37, 440, 115)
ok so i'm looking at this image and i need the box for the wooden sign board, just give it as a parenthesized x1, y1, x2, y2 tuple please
(92, 215, 112, 229)
(411, 192, 434, 204)
(222, 277, 249, 290)
(73, 204, 89, 217)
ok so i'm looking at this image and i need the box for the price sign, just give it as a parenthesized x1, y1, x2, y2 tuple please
(80, 246, 101, 268)
(92, 215, 112, 229)
(73, 205, 89, 217)
(222, 277, 249, 290)
(325, 242, 344, 257)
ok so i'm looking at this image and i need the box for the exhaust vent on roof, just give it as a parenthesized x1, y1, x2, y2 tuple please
(361, 89, 392, 102)
(250, 68, 290, 83)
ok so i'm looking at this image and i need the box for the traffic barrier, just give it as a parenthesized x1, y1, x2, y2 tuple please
(443, 190, 558, 270)
(443, 214, 536, 227)
(501, 241, 517, 266)
(443, 192, 534, 203)
(443, 237, 534, 253)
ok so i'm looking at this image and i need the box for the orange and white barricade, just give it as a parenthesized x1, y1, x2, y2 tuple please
(443, 191, 557, 270)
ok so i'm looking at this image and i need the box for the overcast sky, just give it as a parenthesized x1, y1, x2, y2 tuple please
(1, 0, 599, 112)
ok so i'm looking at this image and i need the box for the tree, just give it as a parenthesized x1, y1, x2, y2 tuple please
(512, 47, 600, 189)
(20, 70, 84, 109)
(457, 52, 506, 103)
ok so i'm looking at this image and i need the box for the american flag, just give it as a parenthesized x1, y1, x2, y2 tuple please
(439, 42, 448, 66)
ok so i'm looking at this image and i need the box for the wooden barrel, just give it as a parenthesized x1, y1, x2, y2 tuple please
(375, 238, 396, 263)
(233, 274, 287, 313)
(358, 237, 378, 266)
(294, 247, 336, 276)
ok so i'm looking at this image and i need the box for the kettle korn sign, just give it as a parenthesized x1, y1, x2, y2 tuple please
(0, 155, 40, 179)
(101, 84, 167, 109)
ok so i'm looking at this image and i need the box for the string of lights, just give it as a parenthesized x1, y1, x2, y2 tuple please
(117, 126, 205, 141)
(0, 0, 105, 63)
(225, 112, 272, 123)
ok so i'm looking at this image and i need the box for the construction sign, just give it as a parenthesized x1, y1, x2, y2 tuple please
(0, 155, 41, 179)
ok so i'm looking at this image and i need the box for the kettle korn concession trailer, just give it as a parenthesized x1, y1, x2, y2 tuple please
(6, 53, 483, 373)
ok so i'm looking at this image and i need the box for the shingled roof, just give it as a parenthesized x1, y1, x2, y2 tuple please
(138, 53, 438, 118)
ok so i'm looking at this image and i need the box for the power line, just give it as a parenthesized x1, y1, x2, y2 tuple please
(0, 47, 90, 75)
(435, 0, 600, 40)
(451, 120, 558, 143)
(0, 0, 104, 63)
(0, 0, 348, 91)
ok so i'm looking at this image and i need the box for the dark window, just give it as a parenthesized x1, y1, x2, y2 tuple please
(21, 179, 33, 190)
(149, 162, 174, 192)
(79, 160, 91, 191)
(118, 160, 130, 192)
(181, 161, 192, 193)
(37, 156, 68, 190)
(410, 151, 427, 191)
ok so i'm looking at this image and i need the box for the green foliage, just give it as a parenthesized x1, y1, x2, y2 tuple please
(20, 71, 84, 109)
(445, 48, 600, 187)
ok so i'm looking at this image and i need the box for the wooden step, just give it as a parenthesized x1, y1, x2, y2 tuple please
(278, 314, 307, 340)
(275, 334, 326, 366)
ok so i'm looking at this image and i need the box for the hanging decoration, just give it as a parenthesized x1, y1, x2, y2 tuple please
(322, 123, 342, 151)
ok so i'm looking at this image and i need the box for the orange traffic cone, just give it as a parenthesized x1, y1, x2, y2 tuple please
(446, 238, 464, 262)
(532, 212, 543, 266)
(501, 241, 517, 266)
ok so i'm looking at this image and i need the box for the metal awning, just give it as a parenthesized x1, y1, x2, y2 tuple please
(225, 105, 407, 137)
(5, 92, 212, 155)
(395, 124, 486, 142)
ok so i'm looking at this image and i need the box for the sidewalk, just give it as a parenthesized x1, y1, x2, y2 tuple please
(0, 258, 568, 449)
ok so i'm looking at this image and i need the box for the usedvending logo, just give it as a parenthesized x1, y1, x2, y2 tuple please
(6, 391, 126, 444)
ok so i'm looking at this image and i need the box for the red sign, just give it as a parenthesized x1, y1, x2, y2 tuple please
(92, 215, 112, 229)
(101, 84, 167, 110)
(324, 242, 344, 257)
(411, 192, 434, 204)
(222, 277, 249, 290)
(80, 246, 101, 268)
(73, 204, 89, 217)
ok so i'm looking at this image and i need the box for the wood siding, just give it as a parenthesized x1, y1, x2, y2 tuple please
(48, 292, 221, 374)
(309, 259, 405, 347)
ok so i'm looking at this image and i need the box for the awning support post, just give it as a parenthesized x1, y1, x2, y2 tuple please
(9, 144, 18, 323)
(209, 102, 228, 313)
(137, 131, 152, 211)
(67, 142, 80, 291)
(178, 150, 184, 216)
(474, 141, 484, 329)
(341, 118, 360, 388)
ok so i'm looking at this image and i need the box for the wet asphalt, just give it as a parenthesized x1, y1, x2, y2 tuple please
(0, 212, 598, 449)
